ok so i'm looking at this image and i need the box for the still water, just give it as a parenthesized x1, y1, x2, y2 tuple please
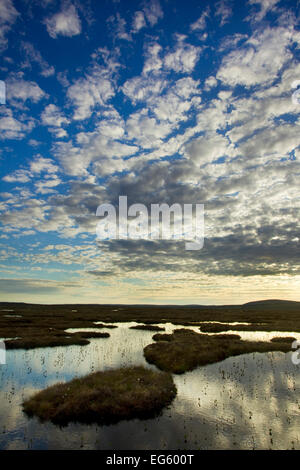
(0, 322, 299, 450)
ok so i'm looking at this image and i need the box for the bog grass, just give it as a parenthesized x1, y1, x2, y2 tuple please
(23, 366, 176, 425)
(144, 329, 292, 374)
(0, 299, 299, 349)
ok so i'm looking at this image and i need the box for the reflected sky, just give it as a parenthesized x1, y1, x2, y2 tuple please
(0, 323, 299, 450)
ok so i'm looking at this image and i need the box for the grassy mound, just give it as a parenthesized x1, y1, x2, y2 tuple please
(4, 330, 110, 349)
(130, 324, 165, 331)
(144, 329, 292, 374)
(23, 366, 176, 425)
(271, 336, 296, 343)
(74, 331, 110, 339)
(94, 323, 118, 329)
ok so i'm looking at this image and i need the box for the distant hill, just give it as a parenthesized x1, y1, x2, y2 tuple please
(243, 299, 300, 312)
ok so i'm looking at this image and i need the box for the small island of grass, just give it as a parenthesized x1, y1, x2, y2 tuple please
(23, 366, 176, 425)
(129, 324, 165, 331)
(144, 329, 292, 374)
(75, 331, 110, 339)
(271, 336, 296, 343)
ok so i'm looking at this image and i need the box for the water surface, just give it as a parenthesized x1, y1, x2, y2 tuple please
(0, 322, 299, 450)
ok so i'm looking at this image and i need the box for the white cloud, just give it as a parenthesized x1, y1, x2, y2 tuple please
(190, 7, 210, 31)
(53, 116, 138, 176)
(215, 1, 232, 26)
(143, 0, 163, 26)
(67, 66, 115, 120)
(238, 123, 300, 162)
(217, 27, 293, 87)
(126, 110, 172, 149)
(2, 169, 31, 183)
(164, 43, 201, 73)
(41, 104, 69, 138)
(142, 42, 163, 74)
(45, 4, 81, 39)
(151, 77, 201, 124)
(6, 77, 45, 103)
(35, 176, 61, 194)
(184, 132, 233, 165)
(247, 0, 280, 22)
(132, 11, 146, 33)
(0, 0, 18, 50)
(122, 74, 167, 104)
(108, 12, 131, 41)
(204, 76, 218, 91)
(0, 108, 34, 139)
(30, 157, 59, 174)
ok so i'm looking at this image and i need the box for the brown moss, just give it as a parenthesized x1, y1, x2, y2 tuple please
(152, 333, 174, 342)
(129, 324, 165, 331)
(93, 323, 118, 329)
(75, 332, 110, 339)
(270, 336, 296, 343)
(23, 366, 177, 425)
(5, 334, 90, 349)
(144, 329, 292, 374)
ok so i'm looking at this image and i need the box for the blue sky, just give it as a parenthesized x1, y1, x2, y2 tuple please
(0, 0, 299, 304)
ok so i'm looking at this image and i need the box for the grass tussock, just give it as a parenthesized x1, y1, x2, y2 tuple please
(94, 323, 118, 329)
(130, 324, 165, 331)
(199, 323, 263, 333)
(4, 330, 109, 349)
(144, 329, 292, 374)
(270, 336, 296, 343)
(73, 331, 110, 339)
(23, 366, 176, 425)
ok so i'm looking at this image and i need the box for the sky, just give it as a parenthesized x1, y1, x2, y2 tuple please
(0, 0, 299, 305)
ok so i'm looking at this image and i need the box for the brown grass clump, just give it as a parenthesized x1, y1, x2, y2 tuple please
(270, 336, 296, 343)
(144, 329, 292, 374)
(129, 324, 165, 331)
(23, 366, 176, 425)
(74, 332, 110, 339)
(94, 323, 118, 329)
(4, 330, 110, 349)
(5, 334, 90, 349)
(152, 333, 173, 342)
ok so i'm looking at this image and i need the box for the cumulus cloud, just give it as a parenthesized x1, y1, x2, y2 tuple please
(1, 0, 299, 302)
(30, 157, 59, 174)
(0, 0, 18, 50)
(184, 132, 233, 165)
(35, 176, 61, 194)
(44, 3, 81, 39)
(143, 0, 163, 26)
(67, 65, 115, 120)
(6, 77, 45, 103)
(41, 104, 69, 138)
(0, 108, 34, 139)
(132, 11, 146, 33)
(52, 115, 138, 176)
(217, 27, 293, 87)
(247, 0, 280, 22)
(204, 76, 218, 91)
(164, 42, 201, 73)
(2, 169, 32, 183)
(107, 12, 131, 41)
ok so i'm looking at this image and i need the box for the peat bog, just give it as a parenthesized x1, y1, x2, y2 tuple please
(1, 299, 300, 350)
(23, 366, 177, 426)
